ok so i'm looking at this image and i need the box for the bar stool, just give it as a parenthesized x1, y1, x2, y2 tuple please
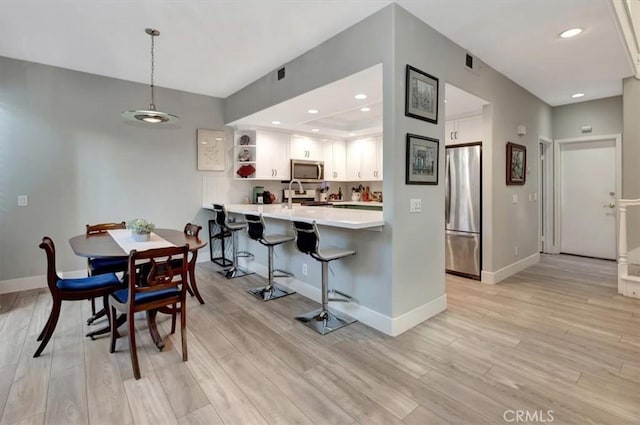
(244, 214, 296, 301)
(212, 204, 254, 279)
(292, 220, 357, 334)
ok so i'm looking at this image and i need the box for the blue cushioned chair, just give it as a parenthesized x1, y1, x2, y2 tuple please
(109, 245, 189, 380)
(35, 237, 123, 357)
(86, 222, 129, 323)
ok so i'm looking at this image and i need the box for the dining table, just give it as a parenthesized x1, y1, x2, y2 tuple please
(69, 228, 207, 349)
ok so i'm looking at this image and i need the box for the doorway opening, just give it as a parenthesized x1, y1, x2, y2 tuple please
(538, 136, 553, 253)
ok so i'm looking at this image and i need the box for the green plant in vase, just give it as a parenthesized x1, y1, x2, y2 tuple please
(127, 219, 156, 242)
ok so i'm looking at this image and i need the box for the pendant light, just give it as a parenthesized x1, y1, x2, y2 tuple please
(122, 28, 179, 124)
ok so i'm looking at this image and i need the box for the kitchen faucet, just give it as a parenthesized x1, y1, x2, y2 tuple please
(288, 179, 304, 210)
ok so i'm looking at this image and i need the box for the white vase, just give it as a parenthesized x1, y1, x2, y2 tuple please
(132, 232, 151, 242)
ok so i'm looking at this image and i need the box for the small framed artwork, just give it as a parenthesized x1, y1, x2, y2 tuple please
(197, 129, 226, 171)
(405, 65, 439, 124)
(406, 133, 439, 185)
(506, 142, 526, 185)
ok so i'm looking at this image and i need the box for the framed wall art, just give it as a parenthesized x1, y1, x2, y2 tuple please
(406, 133, 439, 185)
(197, 129, 226, 171)
(405, 65, 439, 124)
(506, 142, 526, 185)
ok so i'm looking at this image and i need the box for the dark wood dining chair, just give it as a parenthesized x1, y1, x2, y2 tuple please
(85, 221, 128, 323)
(109, 245, 189, 380)
(181, 223, 204, 304)
(35, 237, 123, 357)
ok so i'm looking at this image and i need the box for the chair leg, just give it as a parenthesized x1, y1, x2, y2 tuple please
(34, 299, 61, 357)
(109, 302, 118, 354)
(37, 300, 56, 342)
(128, 313, 141, 380)
(91, 297, 96, 315)
(188, 251, 205, 304)
(181, 300, 188, 362)
(171, 303, 177, 335)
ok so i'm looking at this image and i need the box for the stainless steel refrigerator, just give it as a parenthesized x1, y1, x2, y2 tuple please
(445, 144, 481, 279)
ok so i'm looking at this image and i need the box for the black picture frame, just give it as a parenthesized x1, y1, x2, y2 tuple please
(406, 133, 439, 185)
(405, 65, 439, 124)
(506, 142, 526, 185)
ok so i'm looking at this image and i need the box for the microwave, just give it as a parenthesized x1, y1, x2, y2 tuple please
(290, 159, 325, 182)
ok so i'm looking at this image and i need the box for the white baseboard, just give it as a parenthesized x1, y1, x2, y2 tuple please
(481, 253, 540, 284)
(0, 269, 101, 295)
(0, 275, 47, 294)
(245, 261, 447, 336)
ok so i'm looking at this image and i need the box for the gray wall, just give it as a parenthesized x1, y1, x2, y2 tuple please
(0, 56, 225, 282)
(225, 4, 554, 318)
(553, 96, 623, 140)
(392, 6, 552, 284)
(623, 78, 640, 257)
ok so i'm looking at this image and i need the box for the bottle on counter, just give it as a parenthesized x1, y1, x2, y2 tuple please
(338, 187, 342, 200)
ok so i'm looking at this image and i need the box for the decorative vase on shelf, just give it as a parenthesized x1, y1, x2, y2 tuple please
(127, 218, 155, 242)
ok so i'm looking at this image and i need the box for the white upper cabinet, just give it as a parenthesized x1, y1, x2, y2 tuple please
(255, 130, 290, 180)
(323, 139, 346, 181)
(346, 136, 382, 181)
(445, 115, 482, 145)
(289, 135, 324, 161)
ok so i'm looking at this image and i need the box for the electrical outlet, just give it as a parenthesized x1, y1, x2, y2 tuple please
(18, 195, 28, 207)
(302, 263, 308, 275)
(409, 198, 422, 213)
(514, 245, 519, 257)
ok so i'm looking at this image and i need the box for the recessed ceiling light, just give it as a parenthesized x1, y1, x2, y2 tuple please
(311, 128, 320, 132)
(215, 137, 223, 141)
(354, 94, 367, 100)
(200, 141, 208, 145)
(560, 28, 582, 38)
(348, 133, 355, 136)
(307, 109, 319, 114)
(571, 92, 585, 98)
(271, 120, 281, 125)
(360, 107, 371, 112)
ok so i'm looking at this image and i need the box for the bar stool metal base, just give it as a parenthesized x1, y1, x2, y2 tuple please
(218, 266, 253, 279)
(248, 285, 295, 301)
(295, 308, 357, 335)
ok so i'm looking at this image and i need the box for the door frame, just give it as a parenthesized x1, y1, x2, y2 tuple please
(553, 134, 622, 257)
(538, 136, 554, 253)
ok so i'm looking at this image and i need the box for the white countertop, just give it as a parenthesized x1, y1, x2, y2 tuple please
(205, 204, 384, 230)
(332, 201, 383, 207)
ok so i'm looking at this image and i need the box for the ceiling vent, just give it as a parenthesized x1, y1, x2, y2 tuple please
(277, 67, 286, 81)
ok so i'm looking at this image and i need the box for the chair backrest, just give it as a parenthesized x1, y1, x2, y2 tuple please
(292, 221, 319, 256)
(212, 204, 228, 227)
(183, 223, 202, 238)
(39, 237, 61, 294)
(245, 214, 265, 241)
(127, 245, 189, 305)
(86, 221, 126, 236)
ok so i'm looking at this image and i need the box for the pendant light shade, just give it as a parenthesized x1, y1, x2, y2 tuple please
(122, 28, 179, 124)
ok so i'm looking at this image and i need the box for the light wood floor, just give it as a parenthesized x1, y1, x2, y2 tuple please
(0, 254, 638, 425)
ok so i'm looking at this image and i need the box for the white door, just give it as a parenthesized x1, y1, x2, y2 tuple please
(560, 139, 617, 259)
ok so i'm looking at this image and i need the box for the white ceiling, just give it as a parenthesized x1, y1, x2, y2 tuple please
(0, 0, 634, 107)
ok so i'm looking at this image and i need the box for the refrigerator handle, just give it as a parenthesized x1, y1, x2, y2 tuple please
(445, 152, 451, 224)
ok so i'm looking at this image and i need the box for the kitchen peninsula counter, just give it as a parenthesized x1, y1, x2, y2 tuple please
(204, 204, 384, 230)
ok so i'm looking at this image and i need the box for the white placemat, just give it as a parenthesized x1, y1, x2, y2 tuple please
(108, 229, 176, 254)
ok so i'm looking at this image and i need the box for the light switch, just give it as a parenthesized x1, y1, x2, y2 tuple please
(410, 198, 422, 213)
(18, 195, 28, 207)
(512, 194, 518, 205)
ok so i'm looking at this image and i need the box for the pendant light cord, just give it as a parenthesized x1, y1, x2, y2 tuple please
(150, 32, 156, 109)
